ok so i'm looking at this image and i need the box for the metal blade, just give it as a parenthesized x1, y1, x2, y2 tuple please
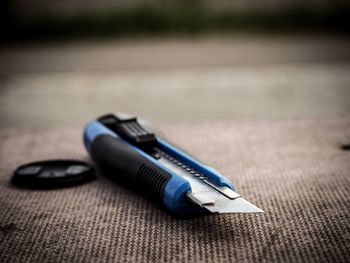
(186, 190, 263, 214)
(202, 196, 264, 214)
(157, 152, 263, 214)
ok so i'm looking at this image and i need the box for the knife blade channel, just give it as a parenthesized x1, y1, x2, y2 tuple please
(156, 149, 263, 214)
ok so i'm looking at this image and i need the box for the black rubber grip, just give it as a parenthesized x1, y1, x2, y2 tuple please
(90, 134, 171, 201)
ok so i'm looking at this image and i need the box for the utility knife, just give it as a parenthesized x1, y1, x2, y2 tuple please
(84, 114, 263, 215)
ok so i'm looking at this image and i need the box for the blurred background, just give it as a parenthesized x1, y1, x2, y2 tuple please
(0, 0, 350, 128)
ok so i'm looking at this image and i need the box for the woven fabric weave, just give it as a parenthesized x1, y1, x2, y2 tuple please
(0, 117, 349, 262)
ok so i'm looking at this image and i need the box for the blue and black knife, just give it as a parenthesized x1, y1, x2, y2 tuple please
(84, 114, 263, 215)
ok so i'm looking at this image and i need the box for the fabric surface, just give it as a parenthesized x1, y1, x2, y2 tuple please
(0, 117, 349, 262)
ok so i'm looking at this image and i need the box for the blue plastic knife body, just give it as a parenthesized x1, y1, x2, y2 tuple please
(83, 114, 263, 215)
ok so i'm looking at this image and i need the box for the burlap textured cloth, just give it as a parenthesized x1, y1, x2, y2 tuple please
(0, 117, 349, 262)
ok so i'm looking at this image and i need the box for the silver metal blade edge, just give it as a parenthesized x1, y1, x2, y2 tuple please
(202, 196, 264, 213)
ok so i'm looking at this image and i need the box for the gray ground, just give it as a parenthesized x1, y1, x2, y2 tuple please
(1, 35, 349, 263)
(0, 35, 350, 128)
